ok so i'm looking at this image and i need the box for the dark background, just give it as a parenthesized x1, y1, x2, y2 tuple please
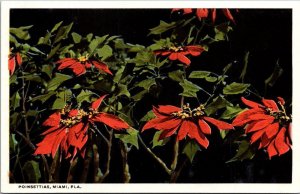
(10, 9, 292, 183)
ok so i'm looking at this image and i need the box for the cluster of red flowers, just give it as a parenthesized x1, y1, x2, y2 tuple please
(56, 55, 112, 76)
(172, 8, 237, 24)
(154, 45, 204, 66)
(8, 52, 22, 75)
(233, 97, 292, 158)
(34, 95, 129, 159)
(142, 104, 233, 149)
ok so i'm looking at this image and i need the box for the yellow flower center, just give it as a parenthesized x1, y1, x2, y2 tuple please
(78, 54, 89, 63)
(172, 104, 205, 120)
(169, 46, 183, 52)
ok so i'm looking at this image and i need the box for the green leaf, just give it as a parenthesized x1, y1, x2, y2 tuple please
(10, 134, 18, 153)
(88, 35, 109, 54)
(10, 25, 33, 40)
(10, 112, 22, 130)
(10, 34, 19, 46)
(115, 128, 139, 149)
(52, 97, 65, 110)
(51, 21, 63, 33)
(134, 51, 155, 65)
(97, 45, 113, 60)
(140, 110, 155, 122)
(19, 74, 43, 83)
(220, 105, 244, 120)
(223, 82, 250, 95)
(42, 64, 54, 78)
(226, 140, 255, 163)
(189, 71, 211, 79)
(113, 66, 125, 83)
(187, 25, 196, 44)
(152, 130, 170, 149)
(205, 96, 230, 116)
(128, 44, 146, 52)
(86, 33, 93, 42)
(30, 91, 56, 103)
(182, 141, 201, 163)
(149, 20, 177, 35)
(264, 60, 283, 88)
(47, 43, 61, 60)
(179, 79, 201, 98)
(76, 89, 96, 103)
(71, 32, 82, 44)
(47, 73, 72, 91)
(219, 130, 229, 139)
(116, 84, 131, 97)
(132, 90, 148, 101)
(205, 76, 218, 82)
(37, 32, 51, 45)
(136, 79, 156, 91)
(26, 110, 40, 117)
(240, 51, 250, 82)
(214, 23, 233, 41)
(23, 161, 41, 183)
(10, 91, 21, 110)
(53, 22, 73, 44)
(168, 70, 184, 82)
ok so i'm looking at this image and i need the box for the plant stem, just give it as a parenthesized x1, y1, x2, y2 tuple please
(120, 142, 131, 183)
(138, 134, 171, 175)
(99, 128, 113, 183)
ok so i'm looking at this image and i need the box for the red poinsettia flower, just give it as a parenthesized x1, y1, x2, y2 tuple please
(154, 45, 204, 66)
(34, 95, 130, 159)
(9, 52, 22, 75)
(142, 104, 233, 148)
(56, 55, 112, 76)
(172, 8, 237, 24)
(232, 97, 292, 159)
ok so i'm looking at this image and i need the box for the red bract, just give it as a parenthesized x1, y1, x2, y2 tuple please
(154, 45, 204, 66)
(232, 97, 292, 159)
(34, 95, 130, 159)
(142, 104, 233, 148)
(9, 52, 22, 75)
(172, 8, 237, 24)
(56, 55, 112, 76)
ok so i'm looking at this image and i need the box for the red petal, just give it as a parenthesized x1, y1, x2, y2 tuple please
(203, 117, 234, 130)
(277, 97, 285, 105)
(92, 60, 113, 75)
(169, 52, 178, 61)
(69, 63, 86, 76)
(177, 121, 191, 141)
(71, 122, 85, 133)
(267, 140, 278, 159)
(93, 113, 129, 130)
(186, 45, 204, 56)
(182, 8, 193, 14)
(211, 9, 217, 23)
(196, 8, 209, 20)
(265, 122, 279, 139)
(188, 122, 209, 149)
(159, 125, 179, 140)
(16, 53, 22, 66)
(42, 112, 61, 127)
(250, 129, 265, 144)
(156, 105, 181, 115)
(241, 97, 261, 109)
(262, 99, 279, 111)
(68, 109, 79, 117)
(9, 57, 16, 75)
(222, 9, 235, 23)
(91, 95, 107, 110)
(141, 117, 169, 131)
(160, 51, 172, 56)
(41, 126, 60, 135)
(246, 119, 274, 133)
(248, 114, 274, 121)
(34, 130, 61, 155)
(51, 129, 67, 158)
(258, 134, 271, 149)
(198, 119, 211, 135)
(245, 122, 256, 133)
(275, 127, 290, 156)
(57, 58, 77, 69)
(155, 118, 182, 130)
(232, 109, 263, 126)
(177, 53, 191, 66)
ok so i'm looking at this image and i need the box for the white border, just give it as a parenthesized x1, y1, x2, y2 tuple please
(1, 1, 300, 193)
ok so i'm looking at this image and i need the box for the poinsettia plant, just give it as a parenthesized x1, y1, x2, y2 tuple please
(9, 8, 292, 183)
